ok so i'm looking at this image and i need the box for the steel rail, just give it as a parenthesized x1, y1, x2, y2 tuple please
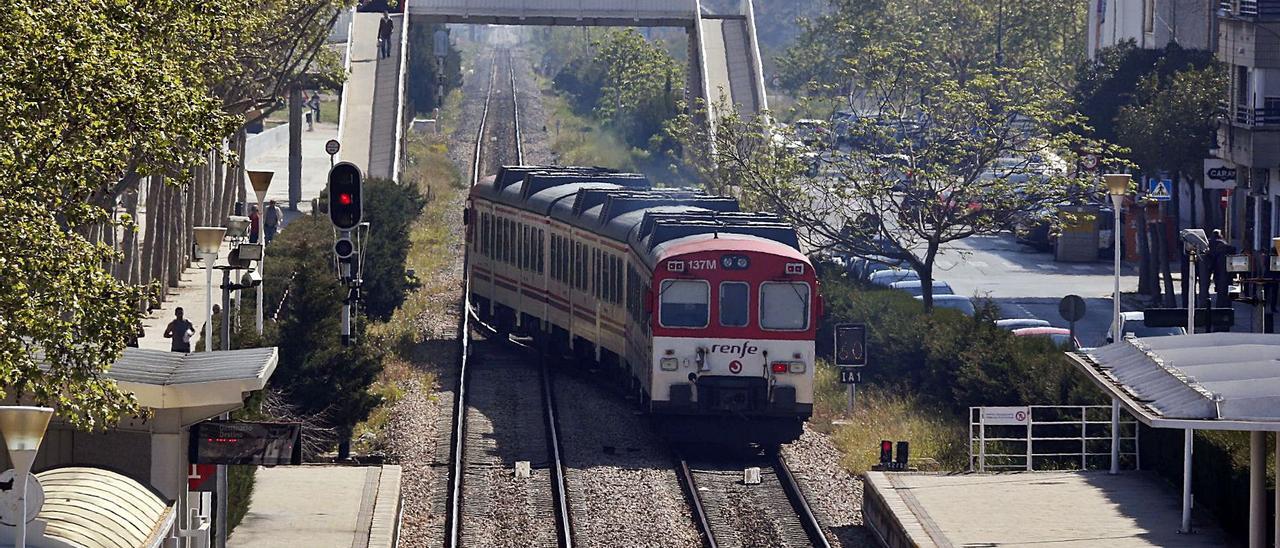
(675, 456, 719, 548)
(444, 50, 497, 548)
(772, 452, 832, 548)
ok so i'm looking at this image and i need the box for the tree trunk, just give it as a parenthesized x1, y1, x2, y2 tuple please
(122, 187, 140, 286)
(919, 241, 939, 311)
(167, 183, 184, 288)
(212, 147, 226, 223)
(1137, 204, 1154, 296)
(1158, 221, 1176, 307)
(289, 83, 303, 211)
(145, 176, 163, 294)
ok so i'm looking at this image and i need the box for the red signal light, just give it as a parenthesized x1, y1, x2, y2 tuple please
(338, 193, 354, 206)
(770, 362, 789, 374)
(879, 440, 893, 464)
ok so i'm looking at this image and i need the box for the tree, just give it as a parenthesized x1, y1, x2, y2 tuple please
(361, 179, 425, 320)
(777, 0, 1086, 100)
(0, 0, 348, 428)
(673, 40, 1117, 309)
(406, 23, 463, 115)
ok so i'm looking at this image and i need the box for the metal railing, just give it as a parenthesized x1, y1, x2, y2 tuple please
(1221, 0, 1280, 17)
(969, 406, 1139, 472)
(1232, 104, 1280, 126)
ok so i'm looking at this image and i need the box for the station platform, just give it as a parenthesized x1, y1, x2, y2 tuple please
(864, 471, 1232, 547)
(228, 464, 401, 548)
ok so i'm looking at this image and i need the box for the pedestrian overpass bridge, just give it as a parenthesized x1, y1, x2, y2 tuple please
(406, 0, 768, 120)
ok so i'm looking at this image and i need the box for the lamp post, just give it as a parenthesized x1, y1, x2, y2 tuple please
(1103, 173, 1130, 476)
(247, 170, 273, 337)
(0, 406, 53, 548)
(194, 227, 226, 352)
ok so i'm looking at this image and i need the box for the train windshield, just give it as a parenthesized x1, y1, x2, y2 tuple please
(719, 282, 749, 327)
(760, 282, 810, 330)
(659, 280, 709, 328)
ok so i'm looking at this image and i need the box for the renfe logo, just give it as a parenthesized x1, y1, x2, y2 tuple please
(709, 342, 760, 358)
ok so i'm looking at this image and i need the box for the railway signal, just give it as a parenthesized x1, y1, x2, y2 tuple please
(328, 162, 366, 346)
(879, 440, 893, 464)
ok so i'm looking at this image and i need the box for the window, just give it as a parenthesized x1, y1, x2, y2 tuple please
(719, 282, 749, 327)
(760, 282, 811, 330)
(659, 280, 710, 328)
(536, 229, 544, 274)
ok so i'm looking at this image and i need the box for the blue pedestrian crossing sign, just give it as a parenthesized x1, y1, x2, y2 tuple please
(1148, 179, 1172, 201)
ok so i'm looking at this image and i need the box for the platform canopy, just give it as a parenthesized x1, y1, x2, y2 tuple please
(1069, 333, 1280, 431)
(106, 347, 278, 409)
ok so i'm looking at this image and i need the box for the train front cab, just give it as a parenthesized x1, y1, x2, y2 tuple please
(644, 239, 818, 445)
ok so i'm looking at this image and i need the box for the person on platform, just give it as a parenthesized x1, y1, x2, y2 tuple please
(249, 205, 261, 243)
(378, 12, 394, 59)
(265, 200, 284, 243)
(162, 307, 195, 353)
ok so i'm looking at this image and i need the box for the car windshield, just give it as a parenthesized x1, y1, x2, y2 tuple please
(659, 280, 709, 328)
(932, 297, 975, 316)
(1129, 324, 1185, 337)
(761, 282, 810, 330)
(1048, 333, 1077, 349)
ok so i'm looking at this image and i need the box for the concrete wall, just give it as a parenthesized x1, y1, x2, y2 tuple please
(244, 123, 290, 165)
(1088, 0, 1214, 58)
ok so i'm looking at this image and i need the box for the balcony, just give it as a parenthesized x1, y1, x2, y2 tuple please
(1233, 105, 1280, 126)
(1220, 0, 1280, 18)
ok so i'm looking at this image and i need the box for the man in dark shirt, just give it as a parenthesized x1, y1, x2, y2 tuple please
(1207, 229, 1234, 307)
(378, 12, 394, 59)
(163, 307, 195, 353)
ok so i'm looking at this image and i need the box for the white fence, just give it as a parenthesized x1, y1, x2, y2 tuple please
(969, 405, 1139, 472)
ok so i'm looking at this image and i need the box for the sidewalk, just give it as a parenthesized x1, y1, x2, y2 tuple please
(227, 465, 402, 548)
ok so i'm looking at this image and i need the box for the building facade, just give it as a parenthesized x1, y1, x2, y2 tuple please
(1217, 0, 1280, 253)
(1088, 0, 1217, 58)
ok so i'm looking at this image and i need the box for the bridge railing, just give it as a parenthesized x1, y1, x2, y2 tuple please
(408, 0, 700, 20)
(969, 405, 1139, 472)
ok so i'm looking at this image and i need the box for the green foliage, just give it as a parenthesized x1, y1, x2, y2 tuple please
(546, 29, 683, 161)
(817, 272, 1102, 412)
(1074, 42, 1224, 179)
(777, 0, 1087, 97)
(265, 216, 383, 440)
(0, 0, 348, 428)
(406, 23, 463, 115)
(360, 178, 425, 320)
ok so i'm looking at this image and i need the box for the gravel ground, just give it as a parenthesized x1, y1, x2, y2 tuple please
(552, 373, 701, 548)
(511, 49, 554, 166)
(460, 340, 557, 548)
(383, 46, 493, 548)
(688, 458, 813, 547)
(781, 425, 876, 547)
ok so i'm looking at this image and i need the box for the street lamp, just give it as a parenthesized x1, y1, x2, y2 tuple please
(0, 406, 53, 548)
(194, 226, 226, 352)
(1103, 173, 1129, 477)
(247, 170, 273, 337)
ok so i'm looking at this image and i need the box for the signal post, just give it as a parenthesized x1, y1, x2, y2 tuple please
(328, 162, 364, 346)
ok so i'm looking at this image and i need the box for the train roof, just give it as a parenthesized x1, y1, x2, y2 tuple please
(471, 165, 805, 266)
(652, 233, 810, 266)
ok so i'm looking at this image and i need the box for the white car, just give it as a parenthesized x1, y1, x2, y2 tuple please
(1105, 311, 1187, 343)
(918, 295, 976, 316)
(868, 268, 919, 287)
(996, 318, 1051, 330)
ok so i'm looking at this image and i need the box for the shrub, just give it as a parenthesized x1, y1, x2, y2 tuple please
(360, 178, 426, 321)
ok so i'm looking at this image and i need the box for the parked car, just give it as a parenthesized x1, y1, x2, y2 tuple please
(1012, 327, 1081, 350)
(888, 280, 954, 297)
(1105, 311, 1187, 343)
(868, 268, 919, 287)
(856, 256, 909, 280)
(918, 294, 977, 316)
(996, 318, 1051, 331)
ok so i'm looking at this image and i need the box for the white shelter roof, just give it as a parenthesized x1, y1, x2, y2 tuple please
(33, 466, 174, 548)
(1069, 333, 1280, 431)
(107, 347, 278, 409)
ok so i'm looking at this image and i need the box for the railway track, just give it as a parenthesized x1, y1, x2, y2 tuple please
(677, 450, 832, 548)
(446, 48, 573, 548)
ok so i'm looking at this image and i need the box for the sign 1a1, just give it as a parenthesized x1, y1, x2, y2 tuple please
(839, 369, 861, 384)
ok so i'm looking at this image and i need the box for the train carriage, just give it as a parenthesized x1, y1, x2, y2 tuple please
(466, 166, 818, 445)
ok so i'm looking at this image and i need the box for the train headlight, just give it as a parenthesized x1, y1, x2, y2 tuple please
(770, 361, 806, 374)
(660, 357, 679, 371)
(789, 361, 806, 374)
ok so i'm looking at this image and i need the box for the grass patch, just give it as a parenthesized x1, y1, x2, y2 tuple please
(811, 359, 968, 473)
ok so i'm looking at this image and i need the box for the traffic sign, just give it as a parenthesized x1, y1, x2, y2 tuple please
(834, 323, 867, 367)
(325, 139, 341, 156)
(980, 406, 1030, 426)
(1147, 179, 1172, 201)
(1058, 295, 1086, 322)
(839, 369, 861, 384)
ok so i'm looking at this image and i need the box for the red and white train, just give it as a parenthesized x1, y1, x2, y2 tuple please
(465, 166, 819, 444)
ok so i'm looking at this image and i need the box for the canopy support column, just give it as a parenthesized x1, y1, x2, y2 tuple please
(1181, 428, 1193, 534)
(1250, 431, 1265, 548)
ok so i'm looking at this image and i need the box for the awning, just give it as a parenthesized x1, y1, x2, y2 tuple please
(107, 347, 278, 409)
(28, 466, 174, 548)
(1068, 333, 1280, 431)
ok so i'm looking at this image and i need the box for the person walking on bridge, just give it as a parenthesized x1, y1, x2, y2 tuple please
(378, 12, 394, 59)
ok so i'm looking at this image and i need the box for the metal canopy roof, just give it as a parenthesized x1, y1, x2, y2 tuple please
(34, 466, 174, 548)
(1069, 333, 1280, 431)
(108, 347, 278, 409)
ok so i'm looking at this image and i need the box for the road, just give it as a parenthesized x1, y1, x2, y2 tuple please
(932, 234, 1138, 348)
